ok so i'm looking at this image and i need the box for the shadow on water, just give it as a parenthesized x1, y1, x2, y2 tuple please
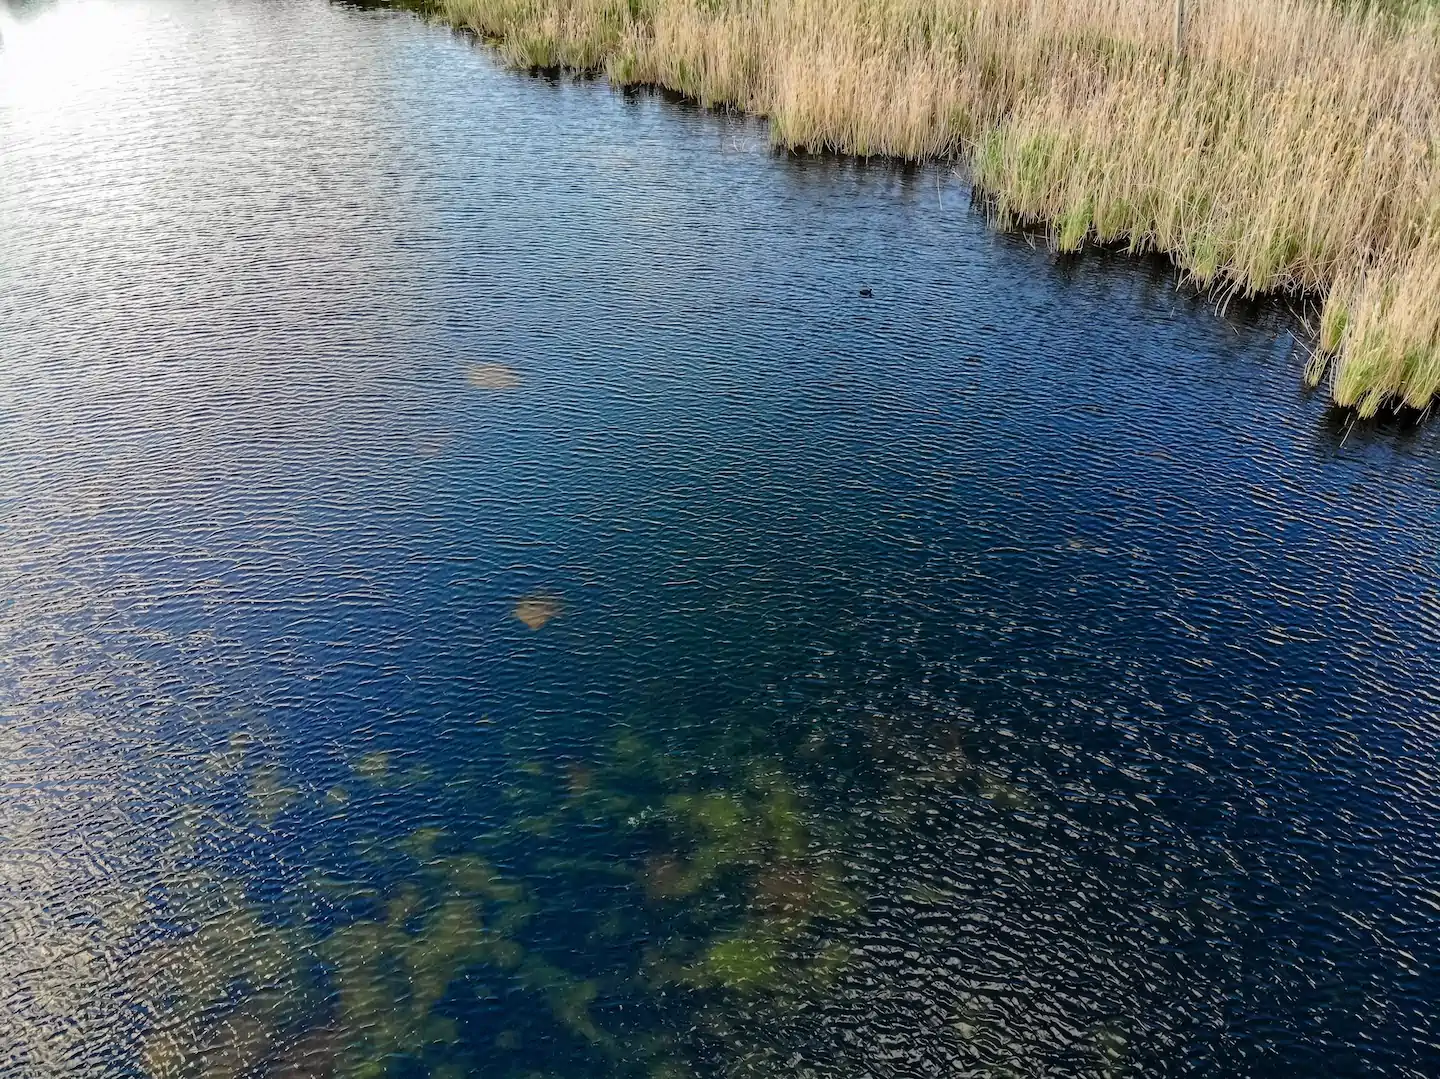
(1311, 402, 1440, 461)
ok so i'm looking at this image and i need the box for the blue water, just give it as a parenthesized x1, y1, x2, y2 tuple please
(2, 1, 1439, 1076)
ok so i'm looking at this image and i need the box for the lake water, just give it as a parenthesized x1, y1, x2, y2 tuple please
(2, 1, 1439, 1076)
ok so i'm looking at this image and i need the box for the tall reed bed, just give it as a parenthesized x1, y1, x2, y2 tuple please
(433, 0, 1440, 415)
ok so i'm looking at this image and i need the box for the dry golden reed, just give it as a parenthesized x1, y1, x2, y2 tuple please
(433, 0, 1440, 415)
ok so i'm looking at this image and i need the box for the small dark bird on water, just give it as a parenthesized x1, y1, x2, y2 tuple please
(859, 287, 873, 297)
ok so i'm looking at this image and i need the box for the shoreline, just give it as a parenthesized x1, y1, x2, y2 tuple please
(392, 0, 1439, 418)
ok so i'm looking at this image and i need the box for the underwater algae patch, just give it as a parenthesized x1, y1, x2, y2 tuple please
(133, 720, 874, 1078)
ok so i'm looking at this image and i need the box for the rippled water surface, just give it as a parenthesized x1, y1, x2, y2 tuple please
(3, 1, 1440, 1076)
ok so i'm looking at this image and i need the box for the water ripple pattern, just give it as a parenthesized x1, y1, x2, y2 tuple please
(1, 1, 1439, 1077)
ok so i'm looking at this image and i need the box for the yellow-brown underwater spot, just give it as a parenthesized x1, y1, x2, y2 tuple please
(513, 595, 561, 629)
(465, 362, 520, 389)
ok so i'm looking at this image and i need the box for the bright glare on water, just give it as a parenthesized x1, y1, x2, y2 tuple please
(2, 1, 1439, 1077)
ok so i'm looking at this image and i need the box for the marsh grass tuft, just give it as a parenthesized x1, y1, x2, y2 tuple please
(426, 0, 1440, 415)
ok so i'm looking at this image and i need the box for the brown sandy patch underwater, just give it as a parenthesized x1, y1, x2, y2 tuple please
(513, 595, 561, 629)
(466, 363, 520, 389)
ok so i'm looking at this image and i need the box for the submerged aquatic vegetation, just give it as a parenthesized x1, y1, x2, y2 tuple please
(127, 666, 1045, 1078)
(419, 0, 1440, 415)
(497, 726, 868, 1002)
(133, 713, 880, 1078)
